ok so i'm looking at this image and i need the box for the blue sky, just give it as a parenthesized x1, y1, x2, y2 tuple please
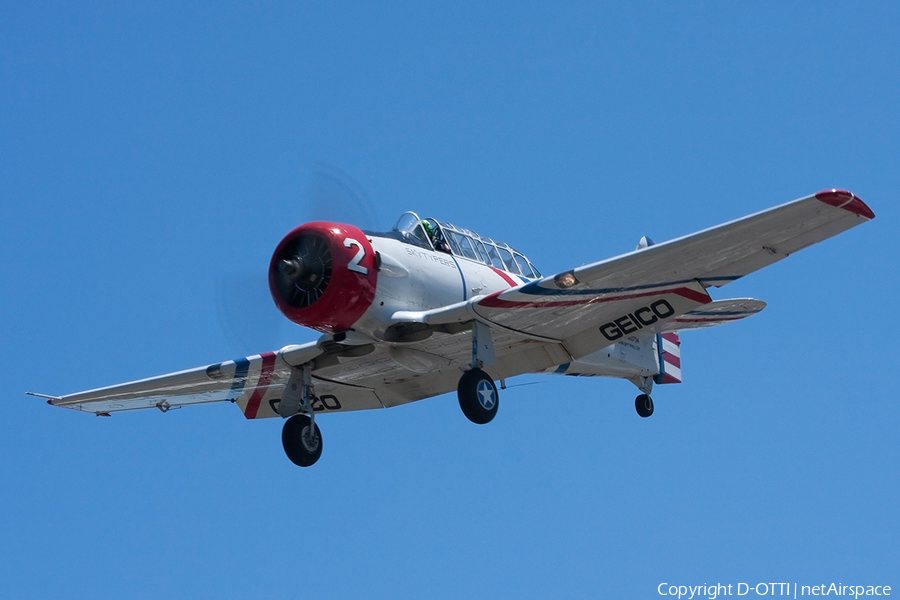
(2, 2, 897, 598)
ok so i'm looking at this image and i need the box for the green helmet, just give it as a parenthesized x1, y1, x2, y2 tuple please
(421, 220, 435, 237)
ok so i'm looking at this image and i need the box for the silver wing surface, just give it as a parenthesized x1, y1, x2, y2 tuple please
(39, 343, 382, 419)
(393, 190, 873, 359)
(37, 332, 570, 420)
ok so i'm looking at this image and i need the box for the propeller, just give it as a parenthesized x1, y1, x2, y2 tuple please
(272, 234, 333, 308)
(215, 165, 378, 356)
(305, 164, 378, 230)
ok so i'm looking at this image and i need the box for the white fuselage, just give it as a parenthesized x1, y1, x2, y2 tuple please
(352, 235, 664, 383)
(353, 236, 529, 339)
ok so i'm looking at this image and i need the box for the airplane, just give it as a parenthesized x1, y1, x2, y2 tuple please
(28, 189, 875, 467)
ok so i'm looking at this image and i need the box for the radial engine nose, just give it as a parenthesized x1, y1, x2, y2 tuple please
(271, 233, 332, 308)
(268, 222, 378, 333)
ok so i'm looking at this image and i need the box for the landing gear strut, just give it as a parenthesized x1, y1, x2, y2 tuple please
(279, 362, 324, 467)
(635, 394, 654, 418)
(457, 322, 499, 424)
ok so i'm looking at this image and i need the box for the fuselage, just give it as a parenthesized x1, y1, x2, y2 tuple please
(354, 234, 533, 339)
(268, 211, 542, 341)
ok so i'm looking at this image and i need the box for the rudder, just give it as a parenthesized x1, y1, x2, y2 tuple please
(655, 332, 681, 384)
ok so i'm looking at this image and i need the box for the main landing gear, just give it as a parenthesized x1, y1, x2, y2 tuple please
(279, 363, 324, 467)
(457, 321, 500, 424)
(457, 368, 499, 424)
(282, 414, 323, 467)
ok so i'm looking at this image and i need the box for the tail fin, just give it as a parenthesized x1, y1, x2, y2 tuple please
(636, 236, 655, 250)
(655, 332, 682, 384)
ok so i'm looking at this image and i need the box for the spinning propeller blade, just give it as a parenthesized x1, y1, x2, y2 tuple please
(215, 165, 378, 355)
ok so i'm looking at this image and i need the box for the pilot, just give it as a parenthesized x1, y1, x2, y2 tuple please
(422, 220, 452, 254)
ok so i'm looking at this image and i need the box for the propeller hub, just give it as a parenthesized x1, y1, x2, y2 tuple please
(271, 234, 333, 308)
(278, 258, 302, 277)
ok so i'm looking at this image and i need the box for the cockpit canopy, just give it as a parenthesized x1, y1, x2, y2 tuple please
(389, 211, 542, 279)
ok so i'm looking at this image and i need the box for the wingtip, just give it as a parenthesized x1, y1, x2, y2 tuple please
(815, 189, 875, 220)
(26, 391, 61, 405)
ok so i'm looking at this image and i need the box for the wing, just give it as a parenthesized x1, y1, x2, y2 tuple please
(307, 328, 570, 411)
(36, 331, 570, 420)
(35, 342, 383, 418)
(393, 190, 873, 359)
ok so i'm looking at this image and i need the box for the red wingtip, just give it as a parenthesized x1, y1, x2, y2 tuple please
(815, 189, 875, 220)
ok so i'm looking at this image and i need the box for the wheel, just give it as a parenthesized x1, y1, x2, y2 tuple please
(282, 414, 323, 467)
(457, 368, 499, 424)
(635, 394, 654, 418)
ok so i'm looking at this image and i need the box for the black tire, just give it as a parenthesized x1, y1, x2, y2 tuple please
(282, 414, 323, 467)
(457, 368, 499, 424)
(635, 394, 654, 418)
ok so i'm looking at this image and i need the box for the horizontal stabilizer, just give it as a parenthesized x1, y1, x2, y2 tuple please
(662, 298, 766, 331)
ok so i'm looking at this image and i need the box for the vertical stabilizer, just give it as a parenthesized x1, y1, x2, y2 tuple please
(655, 332, 682, 384)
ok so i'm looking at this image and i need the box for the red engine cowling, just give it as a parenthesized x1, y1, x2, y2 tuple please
(268, 222, 378, 333)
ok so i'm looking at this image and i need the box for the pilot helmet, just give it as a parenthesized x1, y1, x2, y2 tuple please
(421, 220, 435, 238)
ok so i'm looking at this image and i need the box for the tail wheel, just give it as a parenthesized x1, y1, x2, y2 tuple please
(457, 368, 499, 424)
(282, 414, 323, 467)
(635, 394, 654, 418)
